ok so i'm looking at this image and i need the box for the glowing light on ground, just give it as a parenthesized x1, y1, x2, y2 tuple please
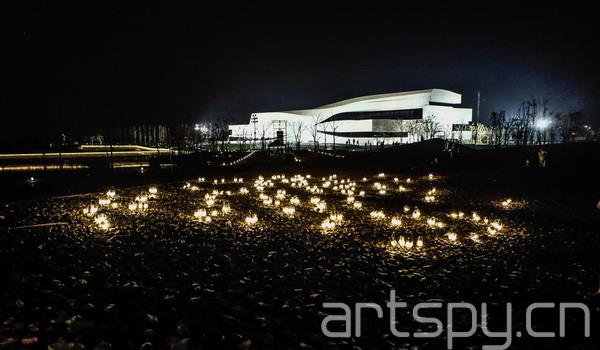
(221, 205, 231, 214)
(321, 219, 336, 230)
(370, 210, 385, 220)
(390, 217, 402, 227)
(67, 171, 523, 258)
(194, 209, 207, 218)
(329, 213, 343, 222)
(94, 214, 110, 230)
(244, 214, 258, 225)
(282, 207, 295, 216)
(83, 204, 98, 216)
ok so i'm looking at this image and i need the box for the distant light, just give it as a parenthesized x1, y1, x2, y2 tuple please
(194, 124, 200, 131)
(535, 118, 551, 130)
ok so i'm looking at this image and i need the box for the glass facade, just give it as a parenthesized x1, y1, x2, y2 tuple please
(452, 124, 470, 131)
(317, 130, 408, 138)
(319, 108, 423, 123)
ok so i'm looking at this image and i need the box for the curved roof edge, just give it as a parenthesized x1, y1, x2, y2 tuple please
(316, 88, 461, 109)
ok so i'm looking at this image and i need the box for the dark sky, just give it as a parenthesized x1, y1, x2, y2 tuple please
(12, 2, 600, 144)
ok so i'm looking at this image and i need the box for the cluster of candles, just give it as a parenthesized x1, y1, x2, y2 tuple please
(370, 210, 386, 220)
(94, 214, 110, 230)
(390, 236, 424, 250)
(310, 197, 327, 212)
(245, 214, 258, 224)
(424, 188, 437, 202)
(321, 212, 343, 231)
(128, 200, 148, 212)
(193, 204, 232, 223)
(373, 182, 387, 195)
(78, 171, 514, 255)
(96, 190, 119, 208)
(82, 204, 98, 216)
(182, 182, 200, 191)
(426, 217, 445, 228)
(282, 206, 295, 216)
(129, 190, 151, 211)
(390, 217, 402, 227)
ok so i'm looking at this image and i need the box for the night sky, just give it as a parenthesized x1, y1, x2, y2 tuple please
(13, 3, 599, 145)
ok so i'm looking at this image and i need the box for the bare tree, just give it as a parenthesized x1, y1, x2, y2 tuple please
(217, 119, 230, 152)
(557, 111, 583, 143)
(330, 117, 339, 151)
(195, 123, 208, 150)
(502, 114, 512, 146)
(470, 123, 491, 144)
(290, 121, 305, 150)
(490, 111, 506, 146)
(404, 120, 418, 143)
(240, 128, 247, 151)
(260, 124, 268, 151)
(321, 122, 330, 149)
(422, 115, 441, 139)
(308, 113, 324, 150)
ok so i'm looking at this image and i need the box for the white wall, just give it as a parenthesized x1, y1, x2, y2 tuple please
(228, 89, 473, 145)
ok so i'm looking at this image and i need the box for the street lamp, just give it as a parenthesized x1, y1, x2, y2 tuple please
(535, 118, 551, 130)
(535, 118, 552, 144)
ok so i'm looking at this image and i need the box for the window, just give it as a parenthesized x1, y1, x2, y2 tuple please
(320, 109, 423, 123)
(452, 124, 470, 131)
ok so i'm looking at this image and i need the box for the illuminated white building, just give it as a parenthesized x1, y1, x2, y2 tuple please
(229, 89, 472, 146)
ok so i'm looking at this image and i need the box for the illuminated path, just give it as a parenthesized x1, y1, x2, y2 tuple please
(0, 145, 176, 160)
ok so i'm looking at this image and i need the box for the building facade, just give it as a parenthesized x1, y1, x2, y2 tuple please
(229, 89, 472, 146)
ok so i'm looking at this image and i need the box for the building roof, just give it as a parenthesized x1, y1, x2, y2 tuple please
(316, 88, 462, 109)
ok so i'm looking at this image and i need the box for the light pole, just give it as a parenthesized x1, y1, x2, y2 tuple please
(251, 115, 258, 150)
(584, 125, 591, 140)
(535, 118, 551, 144)
(194, 124, 200, 150)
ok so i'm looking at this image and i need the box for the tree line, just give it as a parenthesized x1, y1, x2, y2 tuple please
(483, 97, 589, 146)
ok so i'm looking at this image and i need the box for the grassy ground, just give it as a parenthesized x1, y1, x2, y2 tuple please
(1, 141, 599, 349)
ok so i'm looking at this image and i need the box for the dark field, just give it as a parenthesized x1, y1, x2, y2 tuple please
(1, 142, 599, 349)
